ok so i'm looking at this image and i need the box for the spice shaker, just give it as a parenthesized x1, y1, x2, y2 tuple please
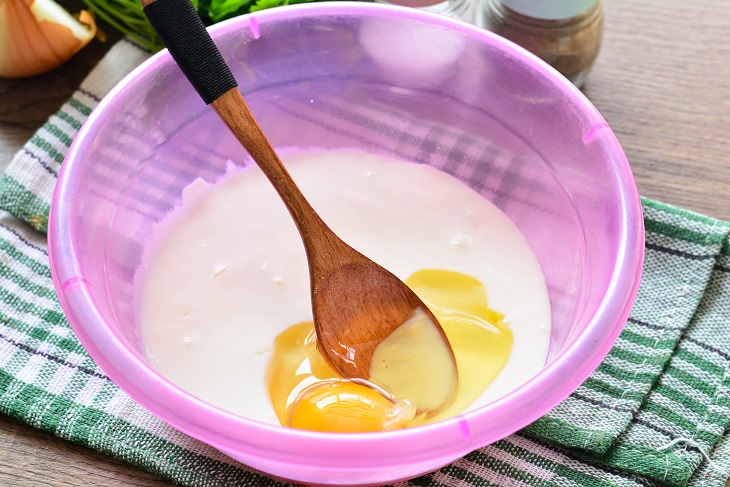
(481, 0, 604, 87)
(376, 0, 477, 24)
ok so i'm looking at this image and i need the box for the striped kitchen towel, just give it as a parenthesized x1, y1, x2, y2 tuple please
(1, 38, 730, 487)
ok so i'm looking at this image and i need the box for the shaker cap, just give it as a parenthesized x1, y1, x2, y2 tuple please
(500, 0, 597, 19)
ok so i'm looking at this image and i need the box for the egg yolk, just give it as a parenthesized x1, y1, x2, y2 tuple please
(290, 381, 415, 433)
(266, 269, 513, 432)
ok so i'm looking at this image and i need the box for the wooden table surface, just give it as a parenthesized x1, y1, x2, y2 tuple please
(1, 0, 729, 485)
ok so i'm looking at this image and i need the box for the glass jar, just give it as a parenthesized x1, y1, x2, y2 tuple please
(376, 0, 477, 24)
(481, 0, 604, 87)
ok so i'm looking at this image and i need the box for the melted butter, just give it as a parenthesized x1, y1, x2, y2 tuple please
(368, 307, 457, 414)
(267, 268, 513, 432)
(408, 269, 513, 423)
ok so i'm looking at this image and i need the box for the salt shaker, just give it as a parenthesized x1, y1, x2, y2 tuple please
(481, 0, 604, 87)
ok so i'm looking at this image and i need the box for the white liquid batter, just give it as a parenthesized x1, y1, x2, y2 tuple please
(137, 149, 551, 425)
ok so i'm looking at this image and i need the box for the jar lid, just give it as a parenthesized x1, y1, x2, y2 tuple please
(500, 0, 597, 19)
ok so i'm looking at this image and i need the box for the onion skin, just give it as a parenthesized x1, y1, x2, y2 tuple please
(0, 0, 97, 78)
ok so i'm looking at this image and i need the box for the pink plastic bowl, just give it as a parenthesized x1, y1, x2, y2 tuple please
(49, 3, 644, 485)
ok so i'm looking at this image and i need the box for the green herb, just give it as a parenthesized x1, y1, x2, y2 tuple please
(80, 0, 334, 51)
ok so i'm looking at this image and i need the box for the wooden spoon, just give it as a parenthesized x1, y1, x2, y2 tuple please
(141, 0, 458, 412)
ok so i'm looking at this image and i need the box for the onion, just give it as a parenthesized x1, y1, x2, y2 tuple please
(0, 0, 97, 78)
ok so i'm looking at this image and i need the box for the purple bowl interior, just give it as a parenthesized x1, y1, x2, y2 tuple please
(49, 4, 644, 485)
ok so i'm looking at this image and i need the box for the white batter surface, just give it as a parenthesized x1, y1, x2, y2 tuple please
(136, 149, 551, 425)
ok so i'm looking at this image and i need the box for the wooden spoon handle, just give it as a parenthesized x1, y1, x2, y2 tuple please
(142, 0, 337, 259)
(211, 90, 331, 249)
(142, 0, 236, 104)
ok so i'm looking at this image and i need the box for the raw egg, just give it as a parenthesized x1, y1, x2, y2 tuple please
(266, 268, 514, 432)
(290, 381, 415, 433)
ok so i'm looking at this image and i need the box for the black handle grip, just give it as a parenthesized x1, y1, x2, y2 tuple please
(143, 0, 238, 104)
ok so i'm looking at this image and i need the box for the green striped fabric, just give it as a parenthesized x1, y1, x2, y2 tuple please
(1, 39, 730, 487)
(525, 200, 730, 458)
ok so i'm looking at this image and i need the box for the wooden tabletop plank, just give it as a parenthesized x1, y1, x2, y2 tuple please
(585, 1, 730, 220)
(1, 0, 728, 485)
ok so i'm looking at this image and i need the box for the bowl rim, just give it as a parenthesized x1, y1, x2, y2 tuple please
(48, 1, 645, 481)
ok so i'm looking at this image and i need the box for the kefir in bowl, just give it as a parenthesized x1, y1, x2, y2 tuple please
(49, 3, 644, 485)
